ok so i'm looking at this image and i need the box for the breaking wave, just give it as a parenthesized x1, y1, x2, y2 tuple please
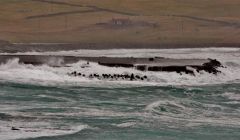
(0, 48, 240, 86)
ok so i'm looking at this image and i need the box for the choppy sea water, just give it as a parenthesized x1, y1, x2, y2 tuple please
(0, 48, 240, 140)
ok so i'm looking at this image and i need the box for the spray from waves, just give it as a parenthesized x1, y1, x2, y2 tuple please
(0, 56, 240, 86)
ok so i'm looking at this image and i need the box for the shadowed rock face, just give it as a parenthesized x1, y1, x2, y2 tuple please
(0, 55, 222, 75)
(200, 59, 222, 74)
(98, 62, 134, 68)
(97, 57, 223, 75)
(146, 59, 222, 74)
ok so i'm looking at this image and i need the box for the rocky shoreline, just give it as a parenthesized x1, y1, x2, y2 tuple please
(0, 55, 223, 76)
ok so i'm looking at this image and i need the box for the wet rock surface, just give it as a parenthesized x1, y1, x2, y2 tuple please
(68, 71, 148, 81)
(0, 55, 223, 75)
(11, 127, 20, 131)
(97, 58, 223, 75)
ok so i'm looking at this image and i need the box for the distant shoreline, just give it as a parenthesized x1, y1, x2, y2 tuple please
(1, 42, 240, 53)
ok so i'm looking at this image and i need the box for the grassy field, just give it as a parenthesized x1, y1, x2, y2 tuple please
(0, 0, 240, 47)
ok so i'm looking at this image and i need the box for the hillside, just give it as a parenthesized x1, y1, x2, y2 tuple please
(0, 0, 240, 48)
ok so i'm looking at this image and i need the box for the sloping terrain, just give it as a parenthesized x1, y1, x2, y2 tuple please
(0, 0, 240, 47)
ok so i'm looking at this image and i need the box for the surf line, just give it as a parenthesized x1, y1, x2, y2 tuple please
(0, 55, 223, 77)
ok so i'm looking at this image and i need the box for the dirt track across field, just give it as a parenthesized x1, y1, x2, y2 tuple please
(31, 0, 139, 16)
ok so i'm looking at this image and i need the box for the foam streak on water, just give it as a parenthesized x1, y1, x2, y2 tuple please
(0, 48, 240, 140)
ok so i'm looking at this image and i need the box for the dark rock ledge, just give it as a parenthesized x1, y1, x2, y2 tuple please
(0, 55, 223, 75)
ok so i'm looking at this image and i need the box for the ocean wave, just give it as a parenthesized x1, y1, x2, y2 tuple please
(0, 120, 88, 140)
(222, 92, 240, 101)
(114, 122, 136, 128)
(2, 47, 240, 58)
(0, 48, 240, 86)
(143, 97, 240, 127)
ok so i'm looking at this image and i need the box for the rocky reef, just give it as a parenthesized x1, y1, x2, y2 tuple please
(97, 57, 222, 75)
(68, 72, 148, 81)
(0, 55, 223, 76)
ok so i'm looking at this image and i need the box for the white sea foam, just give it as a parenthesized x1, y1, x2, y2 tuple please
(0, 48, 239, 86)
(43, 108, 135, 117)
(222, 92, 240, 100)
(145, 100, 186, 112)
(143, 98, 240, 127)
(0, 120, 88, 140)
(114, 122, 136, 128)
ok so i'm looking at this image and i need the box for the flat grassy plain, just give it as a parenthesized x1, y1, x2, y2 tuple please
(0, 0, 240, 48)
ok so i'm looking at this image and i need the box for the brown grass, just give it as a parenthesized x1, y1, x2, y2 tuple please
(0, 0, 240, 46)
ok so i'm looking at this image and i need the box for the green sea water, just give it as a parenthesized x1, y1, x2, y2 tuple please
(0, 48, 240, 139)
(1, 83, 239, 140)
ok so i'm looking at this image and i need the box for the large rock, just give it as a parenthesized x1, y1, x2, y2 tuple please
(0, 55, 223, 75)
